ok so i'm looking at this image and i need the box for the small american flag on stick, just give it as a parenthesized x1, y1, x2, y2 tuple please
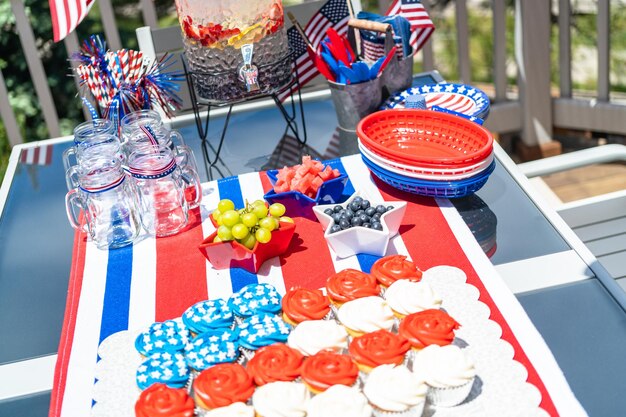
(386, 0, 435, 52)
(49, 0, 95, 42)
(279, 0, 351, 101)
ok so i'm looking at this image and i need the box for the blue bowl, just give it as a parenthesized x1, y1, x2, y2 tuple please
(361, 154, 495, 198)
(263, 169, 349, 219)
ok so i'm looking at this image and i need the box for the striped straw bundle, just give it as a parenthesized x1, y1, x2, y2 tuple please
(73, 35, 183, 127)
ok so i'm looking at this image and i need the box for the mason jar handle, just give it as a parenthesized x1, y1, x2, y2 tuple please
(65, 165, 80, 192)
(62, 147, 78, 172)
(65, 189, 88, 233)
(169, 130, 186, 148)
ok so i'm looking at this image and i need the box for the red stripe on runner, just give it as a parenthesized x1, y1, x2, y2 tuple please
(50, 230, 88, 417)
(259, 173, 336, 291)
(373, 177, 559, 416)
(155, 207, 208, 321)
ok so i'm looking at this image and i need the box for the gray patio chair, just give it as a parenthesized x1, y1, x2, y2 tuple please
(519, 144, 626, 288)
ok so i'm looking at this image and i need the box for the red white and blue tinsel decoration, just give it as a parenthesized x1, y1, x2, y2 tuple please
(73, 35, 183, 128)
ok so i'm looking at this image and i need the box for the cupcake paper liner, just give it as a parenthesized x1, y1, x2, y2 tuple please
(426, 377, 475, 407)
(371, 402, 424, 417)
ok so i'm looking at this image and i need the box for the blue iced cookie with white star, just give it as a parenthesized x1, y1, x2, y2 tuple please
(135, 351, 190, 390)
(182, 299, 234, 335)
(134, 319, 191, 356)
(184, 328, 240, 371)
(227, 283, 282, 319)
(238, 313, 292, 351)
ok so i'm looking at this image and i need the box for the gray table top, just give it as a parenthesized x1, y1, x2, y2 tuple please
(1, 78, 625, 416)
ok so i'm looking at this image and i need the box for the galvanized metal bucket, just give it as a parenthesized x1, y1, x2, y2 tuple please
(381, 51, 415, 99)
(328, 77, 382, 131)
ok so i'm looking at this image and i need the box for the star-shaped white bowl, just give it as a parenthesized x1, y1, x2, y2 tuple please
(312, 191, 407, 259)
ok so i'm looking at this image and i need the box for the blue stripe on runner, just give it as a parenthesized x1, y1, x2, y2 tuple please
(99, 245, 133, 344)
(217, 175, 258, 292)
(326, 158, 383, 272)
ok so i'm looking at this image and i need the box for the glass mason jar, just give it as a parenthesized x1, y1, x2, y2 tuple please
(65, 157, 141, 249)
(127, 146, 202, 237)
(73, 118, 117, 145)
(175, 0, 292, 102)
(63, 133, 124, 174)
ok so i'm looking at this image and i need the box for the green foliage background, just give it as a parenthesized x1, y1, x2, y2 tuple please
(1, 0, 625, 182)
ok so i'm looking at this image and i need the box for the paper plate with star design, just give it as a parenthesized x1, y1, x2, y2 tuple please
(380, 83, 490, 119)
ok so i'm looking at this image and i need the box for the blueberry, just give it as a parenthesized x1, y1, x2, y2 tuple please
(359, 214, 369, 223)
(324, 208, 334, 216)
(353, 196, 363, 203)
(365, 207, 377, 217)
(387, 205, 394, 212)
(372, 222, 383, 230)
(349, 202, 361, 212)
(355, 209, 365, 217)
(372, 213, 382, 222)
(361, 200, 371, 210)
(330, 224, 342, 233)
(344, 209, 354, 219)
(332, 213, 342, 224)
(376, 205, 387, 214)
(333, 205, 343, 213)
(362, 222, 372, 228)
(339, 219, 350, 229)
(351, 217, 363, 227)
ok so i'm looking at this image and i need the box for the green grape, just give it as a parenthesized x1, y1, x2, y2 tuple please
(269, 203, 286, 217)
(240, 234, 257, 250)
(241, 212, 258, 228)
(279, 216, 294, 224)
(217, 199, 235, 213)
(221, 210, 240, 227)
(258, 217, 276, 232)
(212, 211, 221, 223)
(251, 199, 265, 207)
(252, 204, 269, 219)
(216, 215, 224, 226)
(255, 227, 272, 244)
(217, 225, 233, 241)
(213, 236, 222, 243)
(231, 223, 250, 240)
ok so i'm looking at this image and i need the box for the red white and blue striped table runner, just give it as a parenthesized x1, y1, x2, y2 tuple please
(50, 154, 585, 417)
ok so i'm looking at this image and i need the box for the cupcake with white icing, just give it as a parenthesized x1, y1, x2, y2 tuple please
(252, 381, 310, 417)
(336, 296, 395, 337)
(362, 364, 427, 417)
(412, 344, 476, 407)
(287, 320, 349, 356)
(307, 385, 373, 417)
(205, 402, 254, 417)
(384, 280, 442, 319)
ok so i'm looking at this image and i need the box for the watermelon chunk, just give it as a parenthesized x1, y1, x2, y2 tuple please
(271, 155, 342, 198)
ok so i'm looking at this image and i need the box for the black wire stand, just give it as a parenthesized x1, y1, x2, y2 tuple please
(182, 51, 308, 180)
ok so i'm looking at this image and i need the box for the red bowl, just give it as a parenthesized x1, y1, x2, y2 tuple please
(198, 221, 296, 273)
(357, 109, 493, 167)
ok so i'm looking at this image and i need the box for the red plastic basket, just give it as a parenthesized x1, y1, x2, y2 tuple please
(357, 109, 493, 167)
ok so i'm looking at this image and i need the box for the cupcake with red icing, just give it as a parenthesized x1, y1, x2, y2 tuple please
(246, 343, 304, 386)
(281, 287, 332, 325)
(300, 350, 359, 394)
(193, 363, 254, 411)
(370, 255, 422, 290)
(398, 309, 460, 354)
(135, 383, 194, 417)
(349, 330, 410, 374)
(326, 268, 380, 307)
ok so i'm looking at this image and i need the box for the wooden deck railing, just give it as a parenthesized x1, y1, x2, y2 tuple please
(2, 0, 625, 156)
